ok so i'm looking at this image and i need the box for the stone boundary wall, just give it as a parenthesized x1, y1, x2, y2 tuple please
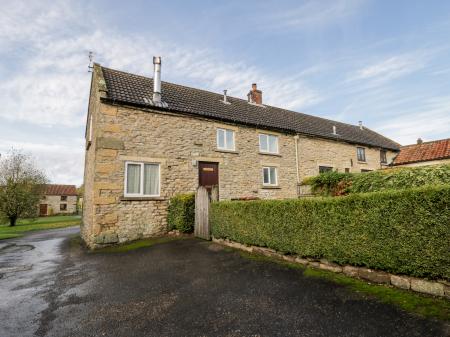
(212, 237, 450, 299)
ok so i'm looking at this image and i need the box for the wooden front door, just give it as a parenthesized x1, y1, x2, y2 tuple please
(39, 204, 48, 216)
(198, 162, 219, 189)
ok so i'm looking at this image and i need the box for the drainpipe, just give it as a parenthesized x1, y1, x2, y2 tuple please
(294, 135, 300, 192)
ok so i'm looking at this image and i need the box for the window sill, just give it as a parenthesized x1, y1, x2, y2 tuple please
(261, 185, 281, 189)
(120, 196, 165, 201)
(258, 152, 281, 157)
(215, 149, 239, 154)
(357, 161, 367, 164)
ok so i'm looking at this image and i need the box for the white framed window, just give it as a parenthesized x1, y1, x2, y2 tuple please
(259, 134, 279, 154)
(217, 128, 235, 151)
(124, 162, 160, 197)
(262, 166, 278, 186)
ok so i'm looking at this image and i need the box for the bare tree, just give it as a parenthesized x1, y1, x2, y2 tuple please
(0, 150, 47, 226)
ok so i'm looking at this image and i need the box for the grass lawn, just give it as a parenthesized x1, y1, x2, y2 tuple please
(0, 215, 81, 240)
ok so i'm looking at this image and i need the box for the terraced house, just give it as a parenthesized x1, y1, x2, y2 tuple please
(82, 57, 400, 247)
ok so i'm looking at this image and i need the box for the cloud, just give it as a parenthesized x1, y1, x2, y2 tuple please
(375, 96, 450, 145)
(262, 0, 365, 31)
(0, 138, 85, 185)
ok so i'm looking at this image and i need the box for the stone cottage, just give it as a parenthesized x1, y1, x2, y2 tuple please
(39, 184, 78, 216)
(82, 57, 400, 247)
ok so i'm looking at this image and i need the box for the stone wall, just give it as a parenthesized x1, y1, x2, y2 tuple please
(394, 158, 450, 168)
(212, 237, 450, 298)
(82, 65, 398, 248)
(40, 195, 77, 215)
(297, 135, 396, 179)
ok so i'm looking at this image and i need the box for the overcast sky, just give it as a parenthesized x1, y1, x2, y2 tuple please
(1, 0, 450, 186)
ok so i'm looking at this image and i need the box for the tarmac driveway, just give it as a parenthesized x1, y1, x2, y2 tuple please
(0, 227, 448, 337)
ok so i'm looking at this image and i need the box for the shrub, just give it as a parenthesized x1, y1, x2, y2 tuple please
(305, 164, 450, 196)
(167, 193, 195, 232)
(211, 185, 450, 279)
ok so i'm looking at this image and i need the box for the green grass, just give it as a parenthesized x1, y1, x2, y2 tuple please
(0, 215, 81, 240)
(91, 236, 185, 253)
(235, 249, 450, 322)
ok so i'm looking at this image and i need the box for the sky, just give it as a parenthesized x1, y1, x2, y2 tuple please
(1, 0, 450, 186)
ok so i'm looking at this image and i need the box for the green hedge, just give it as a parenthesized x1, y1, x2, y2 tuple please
(167, 193, 195, 232)
(305, 164, 450, 196)
(211, 185, 450, 279)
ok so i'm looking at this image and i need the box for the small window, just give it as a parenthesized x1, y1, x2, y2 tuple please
(259, 134, 279, 154)
(319, 166, 333, 174)
(217, 128, 235, 151)
(357, 147, 366, 162)
(380, 150, 387, 164)
(60, 204, 67, 211)
(345, 168, 350, 173)
(361, 169, 372, 173)
(125, 162, 160, 197)
(262, 167, 278, 186)
(61, 195, 67, 201)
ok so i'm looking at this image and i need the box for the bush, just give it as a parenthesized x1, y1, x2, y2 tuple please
(167, 193, 195, 232)
(305, 164, 450, 196)
(211, 185, 450, 279)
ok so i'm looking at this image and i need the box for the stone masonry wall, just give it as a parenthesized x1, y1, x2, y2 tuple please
(40, 195, 77, 215)
(297, 135, 397, 179)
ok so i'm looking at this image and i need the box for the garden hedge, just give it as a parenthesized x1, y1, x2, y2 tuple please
(211, 185, 450, 279)
(167, 193, 195, 232)
(304, 163, 450, 196)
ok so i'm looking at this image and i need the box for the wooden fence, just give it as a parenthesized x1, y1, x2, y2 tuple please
(194, 186, 218, 240)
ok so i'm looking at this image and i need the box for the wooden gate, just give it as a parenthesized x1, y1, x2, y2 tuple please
(194, 185, 218, 240)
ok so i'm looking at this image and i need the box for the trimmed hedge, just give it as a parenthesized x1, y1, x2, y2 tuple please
(167, 193, 195, 232)
(211, 185, 450, 279)
(305, 164, 450, 196)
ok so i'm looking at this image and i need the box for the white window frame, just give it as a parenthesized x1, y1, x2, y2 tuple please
(262, 166, 278, 186)
(259, 133, 279, 154)
(124, 161, 161, 197)
(216, 128, 235, 151)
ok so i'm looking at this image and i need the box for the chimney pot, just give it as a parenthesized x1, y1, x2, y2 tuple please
(332, 125, 337, 135)
(358, 121, 363, 130)
(248, 83, 262, 105)
(417, 138, 423, 144)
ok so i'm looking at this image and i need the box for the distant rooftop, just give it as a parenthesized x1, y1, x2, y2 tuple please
(45, 184, 77, 196)
(393, 138, 450, 165)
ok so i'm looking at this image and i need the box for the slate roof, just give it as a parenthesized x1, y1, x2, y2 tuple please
(45, 184, 78, 196)
(101, 66, 400, 151)
(393, 138, 450, 165)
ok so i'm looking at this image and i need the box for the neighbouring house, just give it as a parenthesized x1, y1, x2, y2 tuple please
(393, 138, 450, 167)
(39, 184, 78, 216)
(82, 57, 400, 247)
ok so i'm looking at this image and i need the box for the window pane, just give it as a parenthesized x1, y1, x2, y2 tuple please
(217, 129, 225, 148)
(144, 164, 159, 195)
(263, 167, 269, 184)
(127, 164, 141, 194)
(269, 167, 277, 184)
(259, 134, 268, 151)
(268, 135, 278, 153)
(225, 129, 234, 150)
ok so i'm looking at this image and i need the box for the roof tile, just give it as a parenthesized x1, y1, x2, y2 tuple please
(393, 138, 450, 165)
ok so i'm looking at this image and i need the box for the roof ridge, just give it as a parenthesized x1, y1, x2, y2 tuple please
(101, 65, 366, 131)
(401, 138, 450, 147)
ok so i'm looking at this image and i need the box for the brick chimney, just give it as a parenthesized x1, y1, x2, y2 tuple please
(247, 83, 262, 105)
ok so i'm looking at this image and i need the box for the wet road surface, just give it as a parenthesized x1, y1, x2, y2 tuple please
(0, 227, 448, 337)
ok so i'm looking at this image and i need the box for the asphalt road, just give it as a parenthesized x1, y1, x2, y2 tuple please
(0, 227, 447, 337)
